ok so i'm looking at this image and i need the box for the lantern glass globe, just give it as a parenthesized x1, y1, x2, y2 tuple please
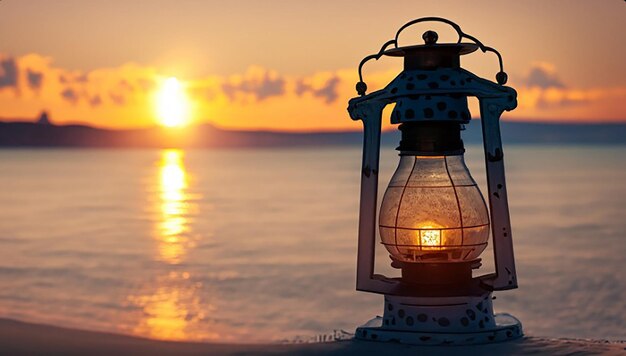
(379, 155, 490, 263)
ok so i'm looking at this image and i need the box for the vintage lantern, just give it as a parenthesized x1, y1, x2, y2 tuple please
(348, 17, 522, 345)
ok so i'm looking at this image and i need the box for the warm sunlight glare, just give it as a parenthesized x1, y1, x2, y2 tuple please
(156, 77, 190, 127)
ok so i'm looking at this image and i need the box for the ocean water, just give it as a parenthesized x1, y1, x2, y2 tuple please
(0, 144, 624, 343)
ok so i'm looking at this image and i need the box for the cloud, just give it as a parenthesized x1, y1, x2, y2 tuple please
(536, 89, 587, 109)
(59, 72, 88, 84)
(118, 80, 133, 92)
(514, 62, 626, 119)
(75, 73, 88, 83)
(222, 67, 285, 101)
(524, 62, 564, 89)
(2, 53, 348, 127)
(0, 58, 18, 89)
(88, 95, 102, 107)
(109, 92, 126, 105)
(26, 69, 43, 90)
(517, 62, 587, 109)
(2, 52, 624, 130)
(60, 88, 79, 104)
(137, 78, 155, 90)
(296, 75, 341, 104)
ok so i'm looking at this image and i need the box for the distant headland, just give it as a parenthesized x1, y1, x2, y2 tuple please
(0, 112, 624, 148)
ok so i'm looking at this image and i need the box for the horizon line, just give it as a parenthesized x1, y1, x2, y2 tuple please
(1, 117, 626, 135)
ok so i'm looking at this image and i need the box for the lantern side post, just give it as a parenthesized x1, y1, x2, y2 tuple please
(478, 98, 518, 291)
(348, 95, 400, 294)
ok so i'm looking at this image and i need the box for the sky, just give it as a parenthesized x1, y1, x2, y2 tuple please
(0, 0, 625, 131)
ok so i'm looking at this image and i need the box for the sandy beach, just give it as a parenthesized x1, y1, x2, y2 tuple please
(1, 318, 624, 355)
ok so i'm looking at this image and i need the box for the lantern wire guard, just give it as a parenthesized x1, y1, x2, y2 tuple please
(347, 17, 522, 345)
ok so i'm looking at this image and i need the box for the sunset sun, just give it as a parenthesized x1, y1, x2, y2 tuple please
(156, 77, 190, 127)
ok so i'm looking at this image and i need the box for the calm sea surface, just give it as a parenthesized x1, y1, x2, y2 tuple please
(0, 145, 624, 342)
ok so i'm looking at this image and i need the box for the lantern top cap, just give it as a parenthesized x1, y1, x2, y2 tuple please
(356, 17, 509, 96)
(382, 30, 479, 58)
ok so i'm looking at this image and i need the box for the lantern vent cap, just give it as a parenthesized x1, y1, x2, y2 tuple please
(382, 30, 479, 58)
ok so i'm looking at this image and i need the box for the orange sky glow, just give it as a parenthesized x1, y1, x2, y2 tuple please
(0, 1, 624, 131)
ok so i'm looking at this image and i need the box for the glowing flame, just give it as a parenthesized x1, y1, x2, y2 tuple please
(418, 224, 442, 250)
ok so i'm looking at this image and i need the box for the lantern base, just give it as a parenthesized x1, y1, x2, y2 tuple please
(355, 294, 522, 346)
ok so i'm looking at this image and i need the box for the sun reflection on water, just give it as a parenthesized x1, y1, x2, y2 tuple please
(158, 150, 190, 264)
(127, 149, 218, 341)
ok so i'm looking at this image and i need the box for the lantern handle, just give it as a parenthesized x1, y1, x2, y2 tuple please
(356, 39, 397, 96)
(393, 17, 464, 45)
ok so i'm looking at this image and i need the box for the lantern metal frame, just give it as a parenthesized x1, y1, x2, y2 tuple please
(348, 17, 519, 296)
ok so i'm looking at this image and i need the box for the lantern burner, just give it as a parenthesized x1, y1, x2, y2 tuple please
(397, 122, 464, 156)
(398, 259, 475, 287)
